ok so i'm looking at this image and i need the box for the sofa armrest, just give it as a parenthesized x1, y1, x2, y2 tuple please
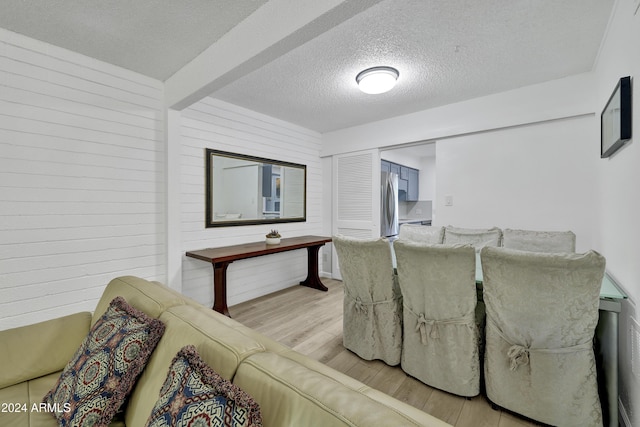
(0, 312, 91, 388)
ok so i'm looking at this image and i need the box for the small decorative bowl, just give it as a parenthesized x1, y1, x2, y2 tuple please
(265, 237, 281, 245)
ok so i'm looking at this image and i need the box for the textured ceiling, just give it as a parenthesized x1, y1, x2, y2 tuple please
(213, 0, 615, 132)
(0, 0, 615, 133)
(0, 0, 268, 80)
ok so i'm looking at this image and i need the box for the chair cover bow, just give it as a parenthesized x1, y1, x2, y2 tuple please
(347, 292, 401, 315)
(354, 297, 367, 314)
(507, 344, 530, 371)
(416, 313, 439, 344)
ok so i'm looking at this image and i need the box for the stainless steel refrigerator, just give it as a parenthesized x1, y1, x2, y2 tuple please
(381, 171, 399, 238)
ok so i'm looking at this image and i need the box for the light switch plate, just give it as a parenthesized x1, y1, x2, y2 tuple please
(445, 195, 453, 206)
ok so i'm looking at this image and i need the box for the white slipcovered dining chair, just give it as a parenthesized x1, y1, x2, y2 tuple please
(502, 228, 576, 253)
(443, 226, 502, 251)
(398, 224, 444, 243)
(333, 234, 402, 365)
(480, 246, 606, 427)
(394, 241, 481, 397)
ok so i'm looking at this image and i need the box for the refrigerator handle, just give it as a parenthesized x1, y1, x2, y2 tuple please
(381, 176, 389, 232)
(387, 178, 396, 225)
(387, 180, 396, 224)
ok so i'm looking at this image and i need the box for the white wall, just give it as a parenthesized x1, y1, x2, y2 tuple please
(420, 155, 436, 202)
(322, 72, 596, 157)
(0, 29, 165, 330)
(434, 115, 598, 252)
(593, 0, 640, 424)
(179, 98, 325, 307)
(323, 74, 598, 249)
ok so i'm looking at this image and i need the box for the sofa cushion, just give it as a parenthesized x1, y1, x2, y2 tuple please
(0, 372, 82, 427)
(92, 276, 186, 326)
(145, 345, 262, 427)
(234, 352, 451, 427)
(0, 382, 29, 427)
(0, 312, 91, 390)
(0, 373, 125, 427)
(43, 297, 165, 427)
(125, 305, 266, 427)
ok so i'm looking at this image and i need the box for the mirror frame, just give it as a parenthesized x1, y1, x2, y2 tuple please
(205, 148, 307, 228)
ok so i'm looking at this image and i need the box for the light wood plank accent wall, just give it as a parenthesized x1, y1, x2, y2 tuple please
(180, 98, 325, 307)
(0, 29, 165, 330)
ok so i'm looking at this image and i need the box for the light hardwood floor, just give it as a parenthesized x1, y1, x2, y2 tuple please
(231, 278, 542, 427)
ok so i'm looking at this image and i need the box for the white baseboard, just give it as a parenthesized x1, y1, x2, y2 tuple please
(619, 397, 631, 427)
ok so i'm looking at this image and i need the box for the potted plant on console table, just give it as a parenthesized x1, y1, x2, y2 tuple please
(265, 229, 281, 245)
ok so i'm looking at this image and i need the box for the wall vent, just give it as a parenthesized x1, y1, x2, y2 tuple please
(631, 317, 640, 380)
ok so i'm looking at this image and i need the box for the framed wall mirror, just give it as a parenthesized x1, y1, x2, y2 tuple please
(205, 149, 307, 227)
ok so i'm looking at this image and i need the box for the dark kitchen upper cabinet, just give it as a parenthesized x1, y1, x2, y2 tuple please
(381, 160, 391, 173)
(381, 160, 419, 201)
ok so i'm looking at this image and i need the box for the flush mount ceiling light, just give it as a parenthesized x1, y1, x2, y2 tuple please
(356, 66, 399, 94)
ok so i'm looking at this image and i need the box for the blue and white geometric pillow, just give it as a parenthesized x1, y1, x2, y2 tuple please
(145, 345, 262, 427)
(43, 296, 165, 427)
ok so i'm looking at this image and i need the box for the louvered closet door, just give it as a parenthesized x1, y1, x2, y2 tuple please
(332, 149, 380, 280)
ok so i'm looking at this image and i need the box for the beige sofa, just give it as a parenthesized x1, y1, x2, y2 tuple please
(0, 276, 450, 427)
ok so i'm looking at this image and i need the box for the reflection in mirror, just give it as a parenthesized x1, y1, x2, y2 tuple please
(205, 149, 306, 227)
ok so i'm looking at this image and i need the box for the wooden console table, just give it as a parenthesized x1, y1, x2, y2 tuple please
(186, 235, 332, 317)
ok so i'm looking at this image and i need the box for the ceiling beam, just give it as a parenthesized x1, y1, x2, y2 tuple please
(164, 0, 383, 110)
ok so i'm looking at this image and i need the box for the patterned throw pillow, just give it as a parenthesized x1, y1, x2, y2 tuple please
(145, 345, 262, 427)
(43, 296, 165, 427)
